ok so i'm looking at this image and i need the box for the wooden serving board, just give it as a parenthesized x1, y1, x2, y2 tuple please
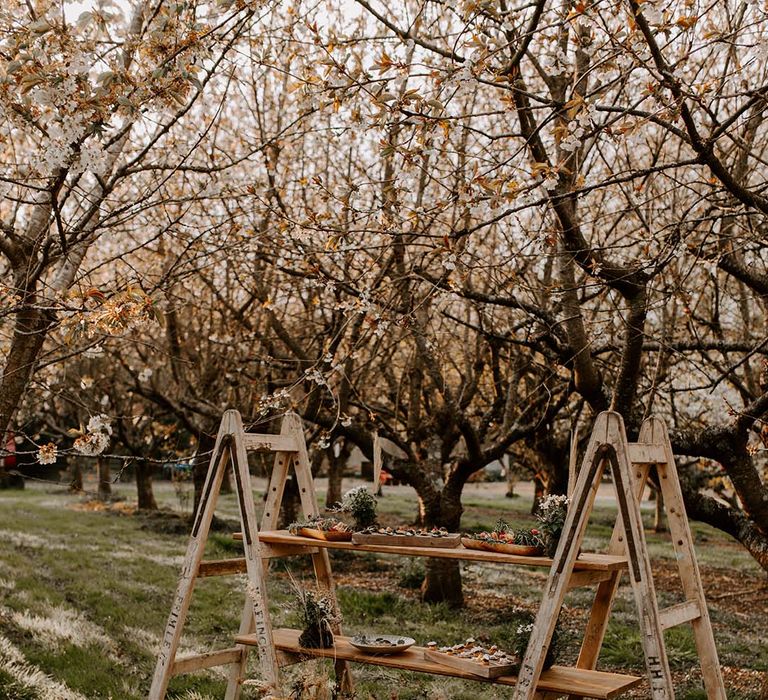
(297, 527, 353, 542)
(424, 649, 516, 679)
(352, 532, 461, 548)
(461, 537, 541, 556)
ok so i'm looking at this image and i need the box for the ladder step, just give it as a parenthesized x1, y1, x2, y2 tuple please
(171, 647, 244, 676)
(198, 558, 247, 577)
(243, 433, 299, 452)
(627, 442, 667, 464)
(567, 570, 612, 590)
(659, 600, 701, 630)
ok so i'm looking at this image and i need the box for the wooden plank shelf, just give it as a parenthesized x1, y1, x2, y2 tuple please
(239, 530, 628, 572)
(234, 629, 642, 700)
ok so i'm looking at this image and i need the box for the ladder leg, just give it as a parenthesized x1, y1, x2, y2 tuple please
(645, 418, 726, 699)
(225, 598, 255, 700)
(607, 429, 675, 699)
(569, 458, 653, 700)
(148, 420, 232, 700)
(286, 413, 353, 694)
(229, 412, 281, 693)
(513, 414, 613, 700)
(574, 571, 622, 671)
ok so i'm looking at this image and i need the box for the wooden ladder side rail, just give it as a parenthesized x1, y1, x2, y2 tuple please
(222, 411, 284, 700)
(600, 418, 674, 698)
(569, 420, 659, 700)
(286, 412, 353, 694)
(643, 417, 726, 699)
(514, 412, 676, 700)
(511, 413, 617, 700)
(224, 413, 297, 699)
(149, 411, 262, 699)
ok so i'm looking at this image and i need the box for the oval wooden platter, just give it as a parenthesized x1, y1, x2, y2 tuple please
(460, 537, 541, 556)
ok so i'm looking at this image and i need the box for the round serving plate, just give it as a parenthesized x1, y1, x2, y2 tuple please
(349, 634, 416, 655)
(461, 537, 541, 556)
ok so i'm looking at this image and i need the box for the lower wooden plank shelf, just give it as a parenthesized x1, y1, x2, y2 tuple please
(235, 628, 643, 700)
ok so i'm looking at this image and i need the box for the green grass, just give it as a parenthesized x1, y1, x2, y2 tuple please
(0, 480, 766, 699)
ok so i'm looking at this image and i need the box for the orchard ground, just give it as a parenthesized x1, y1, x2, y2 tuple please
(0, 477, 766, 700)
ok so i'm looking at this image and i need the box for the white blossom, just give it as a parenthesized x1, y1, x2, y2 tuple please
(37, 443, 58, 465)
(73, 432, 110, 456)
(87, 414, 113, 436)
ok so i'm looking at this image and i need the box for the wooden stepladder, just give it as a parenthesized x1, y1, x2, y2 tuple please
(149, 409, 350, 699)
(513, 412, 726, 700)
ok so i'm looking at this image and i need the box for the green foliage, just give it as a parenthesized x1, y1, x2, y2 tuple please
(601, 624, 698, 671)
(397, 559, 426, 589)
(0, 669, 41, 700)
(513, 528, 543, 548)
(509, 609, 560, 670)
(337, 589, 406, 621)
(333, 486, 378, 530)
(536, 495, 569, 556)
(293, 584, 336, 649)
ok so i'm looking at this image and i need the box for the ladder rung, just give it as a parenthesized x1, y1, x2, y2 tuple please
(659, 600, 701, 630)
(198, 543, 322, 577)
(171, 647, 243, 676)
(243, 433, 299, 452)
(567, 570, 612, 590)
(627, 442, 667, 464)
(198, 558, 247, 577)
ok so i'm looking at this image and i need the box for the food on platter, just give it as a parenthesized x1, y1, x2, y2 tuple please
(424, 638, 517, 678)
(461, 519, 543, 555)
(288, 516, 353, 541)
(351, 526, 461, 548)
(349, 634, 415, 654)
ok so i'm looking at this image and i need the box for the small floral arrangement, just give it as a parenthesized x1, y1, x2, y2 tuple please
(288, 515, 352, 536)
(293, 584, 339, 649)
(329, 485, 377, 530)
(471, 517, 515, 543)
(465, 519, 543, 549)
(513, 528, 543, 548)
(536, 494, 569, 557)
(510, 609, 560, 670)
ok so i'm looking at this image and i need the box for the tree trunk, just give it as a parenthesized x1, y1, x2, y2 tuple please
(505, 458, 518, 498)
(419, 483, 464, 607)
(193, 430, 217, 513)
(326, 441, 351, 508)
(220, 467, 232, 494)
(69, 460, 83, 492)
(136, 462, 157, 510)
(326, 454, 344, 507)
(532, 476, 545, 514)
(0, 302, 49, 487)
(653, 487, 666, 533)
(279, 476, 300, 529)
(97, 457, 111, 502)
